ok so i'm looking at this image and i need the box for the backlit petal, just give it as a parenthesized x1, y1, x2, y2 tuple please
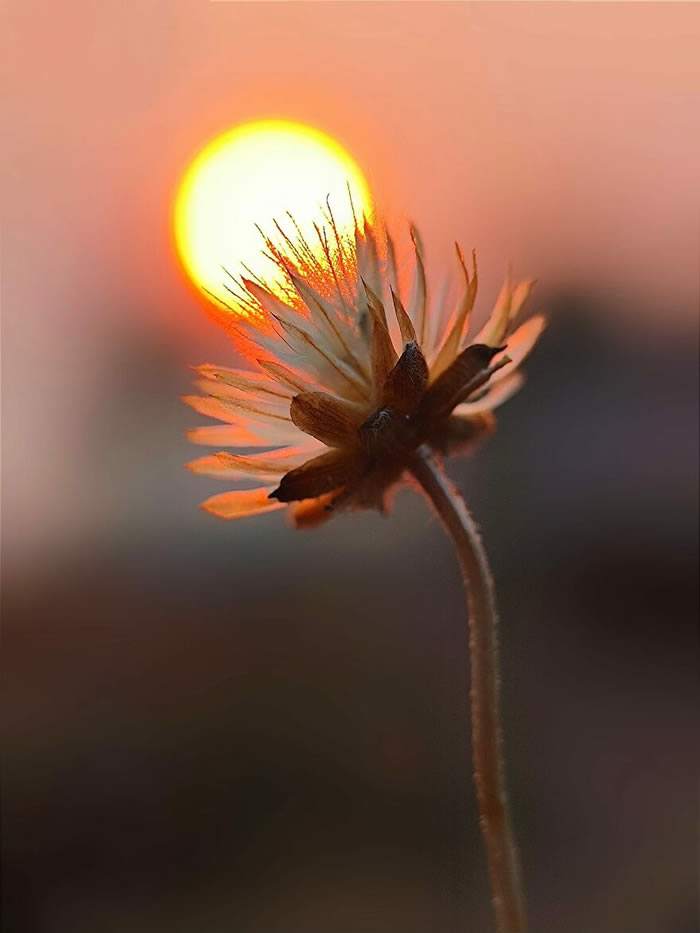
(201, 487, 286, 519)
(256, 360, 315, 395)
(430, 245, 478, 379)
(490, 315, 546, 382)
(473, 278, 535, 348)
(195, 364, 292, 399)
(408, 226, 427, 345)
(187, 446, 318, 480)
(355, 219, 383, 298)
(288, 493, 337, 529)
(272, 313, 369, 399)
(187, 423, 292, 448)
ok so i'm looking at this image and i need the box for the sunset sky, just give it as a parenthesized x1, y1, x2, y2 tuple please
(3, 5, 698, 932)
(4, 1, 698, 567)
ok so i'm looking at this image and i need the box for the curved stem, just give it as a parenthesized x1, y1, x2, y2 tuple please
(409, 445, 527, 933)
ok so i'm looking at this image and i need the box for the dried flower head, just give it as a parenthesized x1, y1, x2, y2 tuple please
(185, 204, 545, 526)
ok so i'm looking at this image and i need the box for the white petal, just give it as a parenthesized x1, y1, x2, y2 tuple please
(271, 314, 370, 400)
(243, 278, 302, 323)
(193, 379, 293, 419)
(256, 360, 315, 395)
(490, 315, 546, 382)
(182, 395, 245, 425)
(385, 231, 399, 296)
(182, 396, 303, 446)
(233, 309, 367, 402)
(472, 276, 512, 347)
(355, 220, 382, 297)
(472, 278, 535, 348)
(429, 247, 477, 378)
(186, 424, 287, 448)
(407, 226, 427, 346)
(184, 392, 291, 424)
(288, 270, 370, 378)
(425, 275, 453, 367)
(195, 364, 292, 399)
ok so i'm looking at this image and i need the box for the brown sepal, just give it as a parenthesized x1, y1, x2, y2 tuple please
(370, 316, 398, 398)
(290, 391, 364, 448)
(270, 449, 367, 502)
(390, 288, 416, 344)
(419, 344, 505, 420)
(357, 407, 412, 459)
(381, 341, 428, 414)
(362, 279, 389, 330)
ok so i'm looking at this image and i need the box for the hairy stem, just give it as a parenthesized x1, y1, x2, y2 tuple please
(409, 445, 527, 933)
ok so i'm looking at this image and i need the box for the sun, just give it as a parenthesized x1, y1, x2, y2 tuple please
(173, 119, 373, 313)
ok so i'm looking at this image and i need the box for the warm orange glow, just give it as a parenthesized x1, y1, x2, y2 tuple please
(173, 119, 373, 311)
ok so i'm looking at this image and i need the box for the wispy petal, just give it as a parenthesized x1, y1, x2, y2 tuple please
(473, 274, 512, 348)
(355, 219, 382, 297)
(187, 446, 317, 480)
(186, 423, 295, 448)
(242, 278, 306, 328)
(408, 226, 427, 345)
(490, 315, 546, 382)
(473, 278, 535, 348)
(195, 364, 292, 399)
(385, 231, 399, 296)
(272, 313, 369, 399)
(289, 269, 369, 378)
(256, 360, 315, 395)
(193, 379, 292, 419)
(183, 394, 304, 449)
(289, 493, 336, 529)
(182, 395, 244, 425)
(229, 304, 365, 399)
(508, 279, 536, 327)
(198, 391, 293, 423)
(201, 487, 286, 520)
(431, 245, 478, 379)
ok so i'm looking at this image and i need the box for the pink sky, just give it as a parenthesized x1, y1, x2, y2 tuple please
(3, 1, 699, 566)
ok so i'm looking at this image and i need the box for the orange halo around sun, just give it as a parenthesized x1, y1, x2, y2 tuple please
(173, 119, 373, 314)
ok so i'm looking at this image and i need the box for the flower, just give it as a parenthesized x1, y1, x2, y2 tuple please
(184, 205, 545, 526)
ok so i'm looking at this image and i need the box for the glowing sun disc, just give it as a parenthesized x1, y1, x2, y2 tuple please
(173, 119, 373, 311)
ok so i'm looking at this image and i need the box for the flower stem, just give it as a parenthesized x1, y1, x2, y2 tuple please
(409, 445, 527, 933)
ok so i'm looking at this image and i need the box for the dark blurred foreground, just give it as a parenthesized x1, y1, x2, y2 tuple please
(2, 302, 698, 933)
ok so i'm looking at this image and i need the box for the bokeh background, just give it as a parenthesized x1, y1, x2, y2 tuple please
(2, 3, 698, 932)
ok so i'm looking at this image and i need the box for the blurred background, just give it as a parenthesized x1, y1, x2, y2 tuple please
(2, 2, 698, 932)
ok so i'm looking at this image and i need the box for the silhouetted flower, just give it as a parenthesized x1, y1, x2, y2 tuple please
(185, 208, 545, 526)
